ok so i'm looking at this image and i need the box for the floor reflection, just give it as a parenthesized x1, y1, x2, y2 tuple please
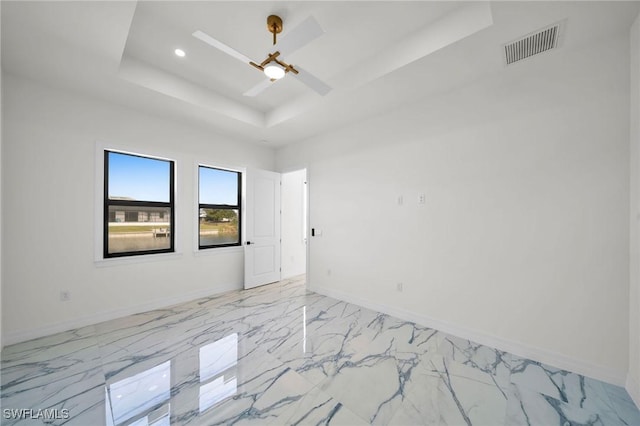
(106, 361, 171, 426)
(199, 333, 238, 413)
(105, 333, 239, 425)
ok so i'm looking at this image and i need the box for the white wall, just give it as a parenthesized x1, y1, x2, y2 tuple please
(281, 169, 307, 279)
(2, 73, 275, 345)
(628, 13, 640, 408)
(278, 33, 631, 385)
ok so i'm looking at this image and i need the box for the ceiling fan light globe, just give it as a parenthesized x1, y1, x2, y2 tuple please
(264, 63, 285, 80)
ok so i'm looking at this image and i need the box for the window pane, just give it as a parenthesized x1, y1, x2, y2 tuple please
(199, 167, 238, 206)
(108, 205, 171, 254)
(108, 152, 171, 202)
(199, 209, 239, 246)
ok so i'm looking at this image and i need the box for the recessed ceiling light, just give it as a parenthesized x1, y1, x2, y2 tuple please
(174, 48, 186, 58)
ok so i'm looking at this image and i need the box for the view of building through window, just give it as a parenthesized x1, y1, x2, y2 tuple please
(104, 151, 175, 257)
(198, 166, 241, 248)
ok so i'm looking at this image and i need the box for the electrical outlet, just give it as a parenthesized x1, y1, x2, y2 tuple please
(327, 268, 332, 276)
(60, 290, 71, 302)
(418, 194, 426, 204)
(397, 195, 404, 206)
(396, 282, 403, 292)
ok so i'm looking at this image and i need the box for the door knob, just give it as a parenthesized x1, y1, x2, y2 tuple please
(246, 241, 252, 245)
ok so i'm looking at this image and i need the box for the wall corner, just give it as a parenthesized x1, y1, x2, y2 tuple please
(628, 10, 640, 410)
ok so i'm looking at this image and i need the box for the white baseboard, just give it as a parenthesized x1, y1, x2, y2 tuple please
(309, 284, 628, 387)
(3, 282, 242, 347)
(627, 374, 640, 410)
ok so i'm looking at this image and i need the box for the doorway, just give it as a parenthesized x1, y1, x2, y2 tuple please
(280, 168, 307, 279)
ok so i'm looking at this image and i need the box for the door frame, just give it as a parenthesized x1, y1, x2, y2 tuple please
(278, 166, 310, 284)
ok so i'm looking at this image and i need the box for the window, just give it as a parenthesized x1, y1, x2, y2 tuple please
(198, 166, 241, 249)
(104, 151, 175, 258)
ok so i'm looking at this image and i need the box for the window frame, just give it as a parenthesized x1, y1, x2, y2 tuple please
(198, 165, 242, 250)
(103, 150, 176, 258)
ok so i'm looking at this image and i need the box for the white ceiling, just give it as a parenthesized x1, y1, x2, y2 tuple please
(2, 1, 639, 147)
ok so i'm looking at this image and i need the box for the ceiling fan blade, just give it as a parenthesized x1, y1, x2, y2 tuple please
(274, 16, 324, 57)
(291, 66, 331, 96)
(193, 30, 253, 64)
(243, 79, 275, 97)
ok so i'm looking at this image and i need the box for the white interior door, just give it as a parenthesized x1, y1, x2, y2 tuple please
(244, 168, 281, 289)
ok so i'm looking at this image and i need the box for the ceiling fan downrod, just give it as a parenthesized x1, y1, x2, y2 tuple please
(267, 15, 283, 45)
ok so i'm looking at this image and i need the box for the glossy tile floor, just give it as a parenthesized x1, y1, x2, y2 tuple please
(2, 276, 640, 425)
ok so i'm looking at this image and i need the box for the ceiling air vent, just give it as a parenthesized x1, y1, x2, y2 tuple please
(504, 23, 561, 65)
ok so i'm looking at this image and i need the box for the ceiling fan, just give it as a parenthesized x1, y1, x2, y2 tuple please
(193, 15, 331, 97)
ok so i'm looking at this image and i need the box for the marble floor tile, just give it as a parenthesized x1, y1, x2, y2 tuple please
(1, 275, 639, 425)
(600, 382, 640, 425)
(509, 357, 619, 415)
(391, 367, 508, 426)
(274, 386, 368, 426)
(436, 333, 513, 388)
(1, 327, 107, 425)
(505, 383, 617, 426)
